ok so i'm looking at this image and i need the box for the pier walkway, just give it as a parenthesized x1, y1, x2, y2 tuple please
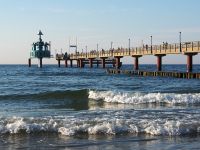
(56, 41, 200, 72)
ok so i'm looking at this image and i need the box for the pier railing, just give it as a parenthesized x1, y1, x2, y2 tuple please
(69, 41, 200, 60)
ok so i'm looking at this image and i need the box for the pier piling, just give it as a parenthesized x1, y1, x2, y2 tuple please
(89, 58, 94, 68)
(115, 56, 122, 69)
(80, 59, 84, 68)
(135, 57, 139, 70)
(58, 59, 61, 68)
(132, 55, 142, 70)
(155, 54, 166, 71)
(97, 60, 99, 68)
(38, 58, 42, 68)
(65, 60, 68, 67)
(185, 53, 197, 72)
(101, 58, 106, 68)
(70, 60, 73, 67)
(28, 58, 31, 67)
(77, 59, 80, 68)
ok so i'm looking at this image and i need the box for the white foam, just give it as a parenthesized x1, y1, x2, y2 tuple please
(143, 120, 200, 136)
(58, 127, 75, 136)
(5, 117, 26, 134)
(88, 90, 200, 105)
(0, 109, 200, 136)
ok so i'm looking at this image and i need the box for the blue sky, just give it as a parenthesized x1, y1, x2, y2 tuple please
(0, 0, 199, 64)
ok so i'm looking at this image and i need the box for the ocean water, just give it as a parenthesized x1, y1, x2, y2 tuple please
(0, 64, 200, 150)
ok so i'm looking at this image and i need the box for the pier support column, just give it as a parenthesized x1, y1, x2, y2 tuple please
(97, 60, 99, 68)
(79, 59, 85, 68)
(115, 56, 123, 69)
(185, 53, 197, 72)
(65, 60, 68, 68)
(89, 58, 94, 68)
(70, 60, 73, 67)
(135, 57, 139, 70)
(77, 59, 80, 68)
(38, 58, 42, 68)
(101, 57, 107, 68)
(28, 58, 31, 67)
(113, 59, 116, 68)
(155, 54, 166, 71)
(58, 59, 61, 68)
(132, 55, 142, 70)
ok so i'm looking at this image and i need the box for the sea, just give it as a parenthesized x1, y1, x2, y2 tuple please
(0, 64, 200, 150)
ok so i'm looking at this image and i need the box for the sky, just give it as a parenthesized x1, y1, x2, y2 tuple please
(0, 0, 199, 64)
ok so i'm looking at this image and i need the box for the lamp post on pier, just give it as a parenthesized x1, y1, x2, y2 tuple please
(86, 46, 87, 57)
(179, 32, 182, 52)
(150, 35, 153, 53)
(128, 38, 130, 55)
(97, 43, 99, 57)
(97, 43, 99, 52)
(111, 41, 113, 50)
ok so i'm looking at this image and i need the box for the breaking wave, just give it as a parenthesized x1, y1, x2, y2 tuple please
(0, 109, 200, 137)
(88, 90, 200, 105)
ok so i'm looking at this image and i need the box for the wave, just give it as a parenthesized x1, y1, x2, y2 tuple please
(0, 112, 200, 136)
(0, 89, 88, 101)
(88, 90, 200, 105)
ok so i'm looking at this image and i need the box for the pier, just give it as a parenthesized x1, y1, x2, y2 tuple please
(106, 69, 200, 79)
(28, 31, 200, 74)
(56, 40, 200, 72)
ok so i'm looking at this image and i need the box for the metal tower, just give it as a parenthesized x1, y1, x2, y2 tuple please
(28, 30, 51, 68)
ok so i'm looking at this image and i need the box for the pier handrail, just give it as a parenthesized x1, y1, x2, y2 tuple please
(68, 41, 200, 60)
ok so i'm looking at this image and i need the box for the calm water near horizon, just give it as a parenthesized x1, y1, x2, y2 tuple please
(0, 64, 200, 149)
